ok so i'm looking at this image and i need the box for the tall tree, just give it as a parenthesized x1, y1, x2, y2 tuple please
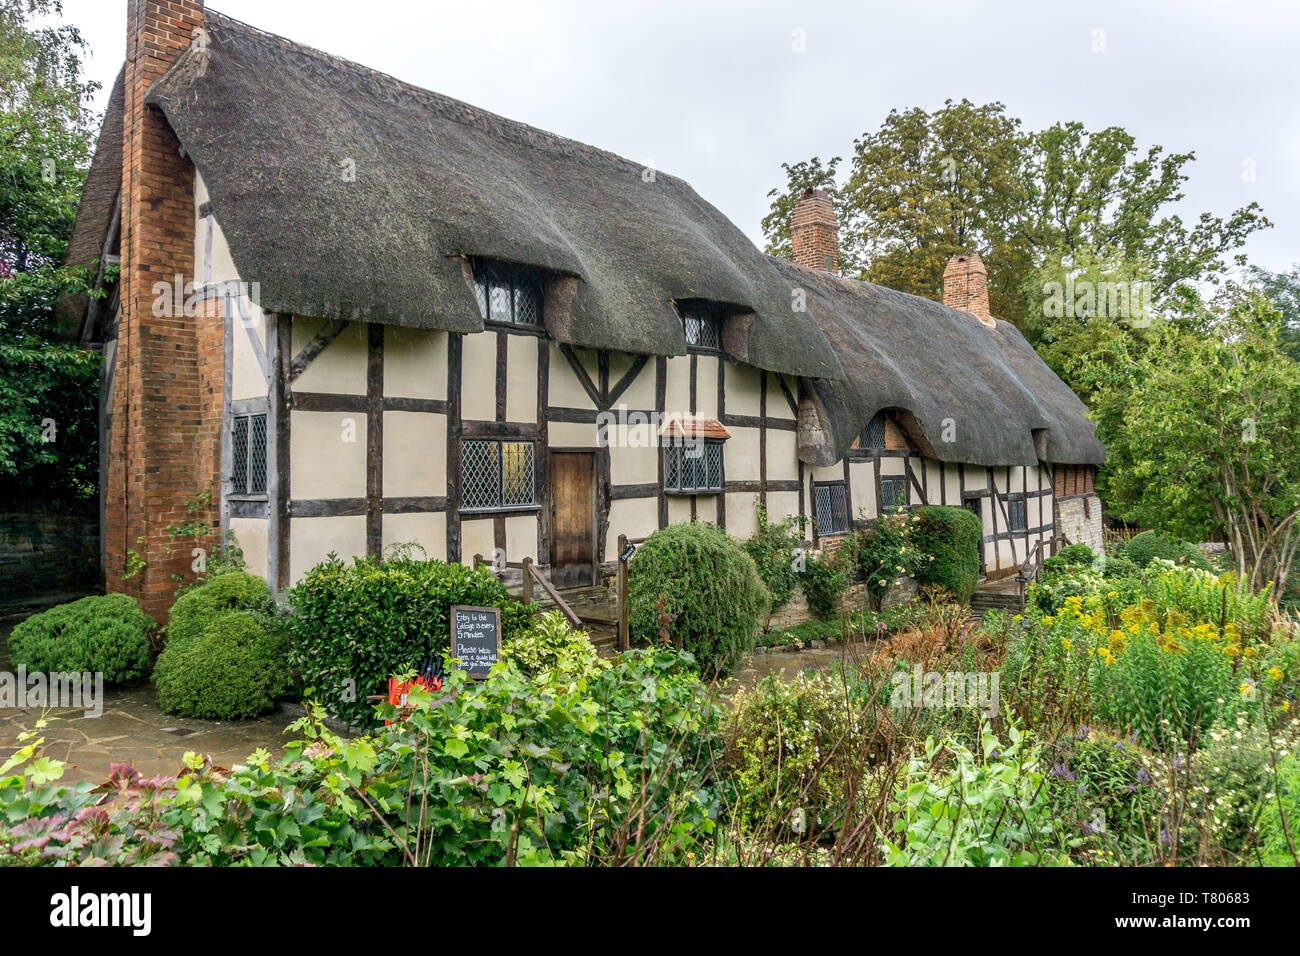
(761, 104, 1271, 334)
(0, 0, 101, 497)
(1085, 286, 1300, 597)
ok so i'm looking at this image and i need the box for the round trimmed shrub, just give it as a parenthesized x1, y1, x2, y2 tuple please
(628, 522, 768, 678)
(1055, 543, 1098, 567)
(154, 610, 289, 719)
(166, 571, 277, 647)
(1122, 530, 1210, 571)
(912, 505, 982, 603)
(288, 556, 537, 726)
(7, 594, 153, 685)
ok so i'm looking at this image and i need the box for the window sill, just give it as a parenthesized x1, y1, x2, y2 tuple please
(228, 493, 269, 502)
(459, 505, 541, 517)
(664, 489, 722, 496)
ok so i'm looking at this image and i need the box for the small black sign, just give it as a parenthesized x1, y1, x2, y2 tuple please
(620, 543, 636, 563)
(450, 605, 501, 679)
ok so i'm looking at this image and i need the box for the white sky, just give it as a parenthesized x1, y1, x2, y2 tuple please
(59, 0, 1297, 274)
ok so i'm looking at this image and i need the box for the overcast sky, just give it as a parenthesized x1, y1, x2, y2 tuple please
(60, 0, 1296, 274)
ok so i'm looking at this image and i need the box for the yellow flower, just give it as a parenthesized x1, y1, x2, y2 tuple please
(1268, 666, 1284, 681)
(1284, 701, 1291, 713)
(1061, 636, 1072, 651)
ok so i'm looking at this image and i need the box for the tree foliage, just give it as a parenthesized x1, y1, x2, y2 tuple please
(1085, 286, 1300, 596)
(761, 100, 1270, 336)
(0, 0, 101, 497)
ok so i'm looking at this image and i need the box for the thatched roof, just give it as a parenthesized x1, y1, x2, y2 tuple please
(773, 258, 1106, 466)
(129, 11, 843, 380)
(56, 68, 123, 339)
(62, 9, 1105, 466)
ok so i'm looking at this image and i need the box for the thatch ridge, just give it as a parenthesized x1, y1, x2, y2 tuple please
(770, 257, 1105, 466)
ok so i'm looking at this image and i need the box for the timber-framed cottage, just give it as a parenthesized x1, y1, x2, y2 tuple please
(62, 1, 1105, 620)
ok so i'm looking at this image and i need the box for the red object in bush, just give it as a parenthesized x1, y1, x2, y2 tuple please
(385, 674, 442, 725)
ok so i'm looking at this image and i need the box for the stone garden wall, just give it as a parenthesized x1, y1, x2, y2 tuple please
(0, 498, 100, 607)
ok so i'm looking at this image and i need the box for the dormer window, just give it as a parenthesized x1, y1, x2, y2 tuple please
(472, 260, 541, 328)
(861, 412, 888, 449)
(677, 301, 722, 352)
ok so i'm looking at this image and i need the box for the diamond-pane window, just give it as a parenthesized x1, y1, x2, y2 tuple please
(862, 412, 888, 449)
(461, 439, 536, 511)
(814, 484, 849, 536)
(230, 412, 267, 495)
(502, 441, 535, 506)
(880, 477, 908, 511)
(679, 303, 722, 351)
(514, 285, 539, 326)
(663, 439, 723, 493)
(472, 260, 544, 328)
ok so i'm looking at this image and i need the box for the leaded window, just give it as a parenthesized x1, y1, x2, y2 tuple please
(861, 412, 888, 449)
(461, 439, 536, 511)
(472, 261, 541, 328)
(1008, 496, 1028, 532)
(678, 302, 722, 351)
(814, 483, 850, 536)
(231, 413, 267, 495)
(880, 477, 908, 511)
(663, 439, 723, 493)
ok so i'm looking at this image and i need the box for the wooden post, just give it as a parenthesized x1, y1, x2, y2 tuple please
(522, 556, 534, 605)
(617, 534, 629, 651)
(473, 553, 482, 569)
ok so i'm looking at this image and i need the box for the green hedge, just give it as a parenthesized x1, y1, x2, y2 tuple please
(166, 572, 278, 647)
(7, 594, 152, 685)
(288, 557, 536, 726)
(154, 610, 290, 720)
(628, 522, 768, 678)
(1122, 530, 1211, 571)
(912, 506, 982, 603)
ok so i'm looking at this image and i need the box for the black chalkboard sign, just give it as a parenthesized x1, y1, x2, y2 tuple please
(450, 605, 501, 679)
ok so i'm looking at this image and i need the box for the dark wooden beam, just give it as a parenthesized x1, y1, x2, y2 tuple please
(288, 319, 347, 382)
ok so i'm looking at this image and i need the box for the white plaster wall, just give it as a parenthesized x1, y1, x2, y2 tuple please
(383, 511, 446, 561)
(382, 411, 446, 498)
(724, 427, 761, 482)
(291, 516, 366, 583)
(292, 319, 366, 395)
(290, 411, 367, 499)
(460, 330, 497, 422)
(505, 335, 538, 423)
(384, 326, 448, 400)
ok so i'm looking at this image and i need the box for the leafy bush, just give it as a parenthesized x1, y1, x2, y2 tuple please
(2, 648, 722, 867)
(502, 611, 604, 679)
(154, 610, 290, 720)
(1257, 749, 1300, 866)
(629, 523, 768, 678)
(1056, 543, 1098, 567)
(882, 719, 1069, 866)
(289, 556, 537, 726)
(912, 506, 982, 603)
(853, 512, 930, 611)
(165, 571, 276, 648)
(796, 547, 851, 619)
(7, 594, 152, 686)
(725, 671, 867, 833)
(1123, 531, 1211, 571)
(1042, 728, 1160, 861)
(742, 506, 803, 612)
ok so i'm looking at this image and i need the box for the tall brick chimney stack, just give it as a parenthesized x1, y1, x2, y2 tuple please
(109, 0, 221, 620)
(790, 188, 839, 273)
(942, 253, 994, 328)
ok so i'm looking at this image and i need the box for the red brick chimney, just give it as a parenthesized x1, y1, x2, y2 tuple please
(790, 188, 839, 273)
(108, 0, 222, 621)
(942, 253, 994, 327)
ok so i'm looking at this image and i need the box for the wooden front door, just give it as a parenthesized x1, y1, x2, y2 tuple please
(551, 451, 596, 588)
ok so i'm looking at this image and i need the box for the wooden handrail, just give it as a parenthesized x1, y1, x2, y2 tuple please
(473, 553, 583, 631)
(521, 557, 583, 629)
